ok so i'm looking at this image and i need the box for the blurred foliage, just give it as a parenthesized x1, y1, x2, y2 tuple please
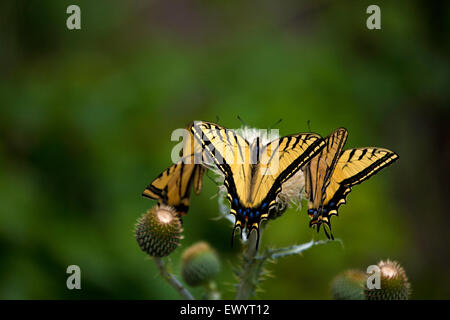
(0, 0, 449, 299)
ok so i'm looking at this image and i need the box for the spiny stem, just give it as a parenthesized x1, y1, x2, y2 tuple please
(234, 237, 342, 299)
(235, 230, 265, 300)
(153, 257, 195, 300)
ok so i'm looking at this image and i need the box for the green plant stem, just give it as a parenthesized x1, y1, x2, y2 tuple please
(235, 230, 265, 300)
(234, 237, 342, 299)
(153, 257, 194, 300)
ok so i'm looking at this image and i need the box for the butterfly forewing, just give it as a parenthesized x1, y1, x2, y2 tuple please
(324, 147, 399, 208)
(250, 133, 326, 208)
(191, 121, 253, 204)
(304, 128, 348, 212)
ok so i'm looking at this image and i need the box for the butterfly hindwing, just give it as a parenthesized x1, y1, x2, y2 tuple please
(193, 164, 206, 195)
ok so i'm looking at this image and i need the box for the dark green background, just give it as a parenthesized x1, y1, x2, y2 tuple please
(0, 0, 448, 299)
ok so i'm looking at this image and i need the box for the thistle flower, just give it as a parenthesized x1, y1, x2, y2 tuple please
(365, 259, 410, 300)
(181, 242, 221, 287)
(135, 205, 183, 257)
(331, 270, 367, 300)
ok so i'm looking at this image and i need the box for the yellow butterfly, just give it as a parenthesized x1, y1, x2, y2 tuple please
(143, 125, 205, 216)
(191, 121, 326, 247)
(304, 128, 399, 238)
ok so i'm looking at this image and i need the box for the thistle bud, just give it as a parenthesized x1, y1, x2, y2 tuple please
(181, 242, 221, 287)
(331, 270, 367, 300)
(135, 205, 183, 257)
(364, 260, 410, 300)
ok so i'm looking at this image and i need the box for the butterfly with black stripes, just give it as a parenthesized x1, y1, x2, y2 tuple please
(303, 128, 399, 238)
(190, 121, 326, 247)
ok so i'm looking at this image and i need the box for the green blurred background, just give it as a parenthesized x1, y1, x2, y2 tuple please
(0, 0, 449, 299)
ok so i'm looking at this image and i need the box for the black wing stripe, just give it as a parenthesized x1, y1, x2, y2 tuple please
(358, 148, 368, 161)
(191, 123, 240, 202)
(305, 163, 314, 202)
(291, 135, 301, 150)
(255, 136, 260, 163)
(234, 134, 245, 163)
(321, 130, 347, 193)
(340, 152, 398, 187)
(215, 126, 224, 142)
(143, 184, 163, 197)
(283, 136, 292, 152)
(178, 162, 185, 197)
(347, 148, 356, 162)
(264, 137, 325, 204)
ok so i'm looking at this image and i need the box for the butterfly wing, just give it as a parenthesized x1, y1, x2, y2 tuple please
(250, 133, 326, 215)
(304, 128, 348, 223)
(315, 147, 399, 235)
(242, 132, 326, 247)
(190, 121, 252, 208)
(326, 147, 400, 215)
(142, 160, 203, 215)
(192, 164, 206, 195)
(142, 124, 206, 216)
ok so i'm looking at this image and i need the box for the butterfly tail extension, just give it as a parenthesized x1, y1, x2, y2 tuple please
(255, 227, 260, 251)
(322, 223, 334, 240)
(310, 215, 334, 240)
(231, 223, 241, 248)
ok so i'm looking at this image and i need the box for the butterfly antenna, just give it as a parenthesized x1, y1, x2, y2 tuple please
(216, 115, 220, 124)
(268, 118, 283, 131)
(307, 120, 312, 132)
(237, 115, 247, 127)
